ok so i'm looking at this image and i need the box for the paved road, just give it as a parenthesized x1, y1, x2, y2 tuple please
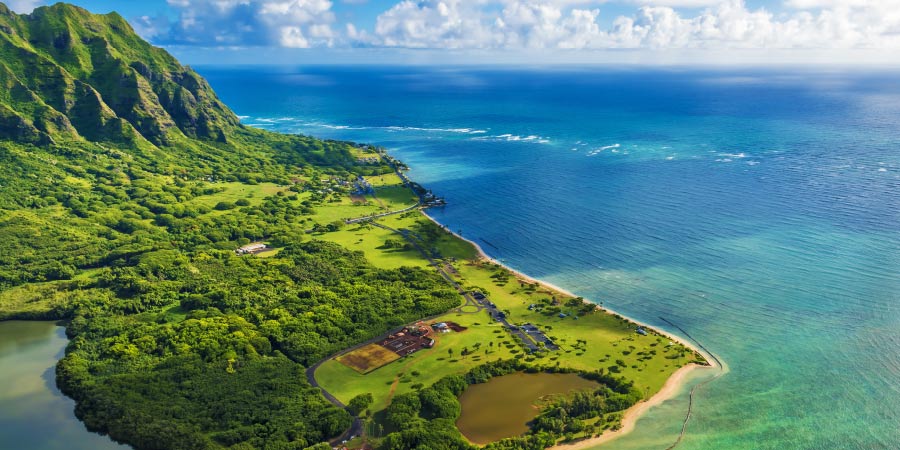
(470, 295, 539, 352)
(345, 203, 421, 224)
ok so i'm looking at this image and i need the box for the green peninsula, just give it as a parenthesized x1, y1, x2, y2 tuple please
(0, 3, 706, 450)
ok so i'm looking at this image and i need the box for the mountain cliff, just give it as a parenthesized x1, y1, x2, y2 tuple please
(0, 2, 237, 146)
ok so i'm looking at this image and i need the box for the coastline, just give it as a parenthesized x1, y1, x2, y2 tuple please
(550, 363, 707, 450)
(419, 210, 722, 447)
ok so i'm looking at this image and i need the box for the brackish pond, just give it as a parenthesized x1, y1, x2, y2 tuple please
(456, 372, 600, 444)
(0, 321, 128, 450)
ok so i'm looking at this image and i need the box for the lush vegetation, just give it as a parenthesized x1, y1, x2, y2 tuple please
(0, 3, 455, 449)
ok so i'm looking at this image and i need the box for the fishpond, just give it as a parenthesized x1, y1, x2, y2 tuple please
(456, 372, 600, 444)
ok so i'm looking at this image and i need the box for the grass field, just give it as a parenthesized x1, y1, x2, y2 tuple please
(190, 182, 287, 209)
(312, 221, 429, 269)
(316, 310, 521, 410)
(337, 344, 402, 374)
(308, 198, 382, 224)
(371, 186, 417, 209)
(365, 173, 405, 187)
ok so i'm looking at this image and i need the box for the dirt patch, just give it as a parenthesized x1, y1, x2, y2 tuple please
(445, 322, 467, 332)
(337, 344, 401, 374)
(350, 194, 368, 205)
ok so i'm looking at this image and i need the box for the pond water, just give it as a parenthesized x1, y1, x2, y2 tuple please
(456, 372, 600, 444)
(0, 321, 128, 450)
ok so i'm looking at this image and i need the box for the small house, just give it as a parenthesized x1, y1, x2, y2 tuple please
(236, 243, 267, 255)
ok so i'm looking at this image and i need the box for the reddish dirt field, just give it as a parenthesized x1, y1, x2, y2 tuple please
(336, 343, 401, 374)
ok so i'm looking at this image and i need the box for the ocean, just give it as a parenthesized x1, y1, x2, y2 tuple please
(199, 66, 900, 450)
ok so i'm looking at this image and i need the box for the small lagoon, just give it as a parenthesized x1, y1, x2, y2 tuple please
(0, 321, 127, 450)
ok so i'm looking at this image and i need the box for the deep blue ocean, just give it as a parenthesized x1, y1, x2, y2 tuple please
(199, 66, 900, 450)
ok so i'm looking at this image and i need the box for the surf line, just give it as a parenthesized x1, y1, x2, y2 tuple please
(658, 316, 725, 450)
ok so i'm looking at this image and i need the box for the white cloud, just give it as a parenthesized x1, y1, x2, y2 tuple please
(150, 0, 336, 47)
(124, 0, 900, 56)
(626, 0, 725, 6)
(6, 0, 43, 13)
(364, 0, 900, 50)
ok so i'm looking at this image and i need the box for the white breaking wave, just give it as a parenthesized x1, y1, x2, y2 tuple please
(386, 126, 487, 134)
(471, 134, 551, 143)
(244, 117, 488, 135)
(321, 124, 369, 130)
(587, 143, 620, 156)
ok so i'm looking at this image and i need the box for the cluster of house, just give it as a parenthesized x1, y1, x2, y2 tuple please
(356, 156, 380, 165)
(352, 176, 375, 196)
(382, 324, 435, 355)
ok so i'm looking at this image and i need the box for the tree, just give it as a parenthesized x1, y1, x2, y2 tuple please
(347, 393, 374, 416)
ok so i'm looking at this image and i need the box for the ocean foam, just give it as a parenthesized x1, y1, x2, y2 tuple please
(472, 134, 550, 144)
(587, 143, 620, 156)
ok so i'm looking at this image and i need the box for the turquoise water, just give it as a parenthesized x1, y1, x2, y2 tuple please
(199, 66, 900, 449)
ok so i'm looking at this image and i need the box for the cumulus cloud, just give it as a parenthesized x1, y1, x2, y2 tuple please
(124, 0, 900, 53)
(365, 0, 900, 50)
(6, 0, 44, 13)
(146, 0, 336, 48)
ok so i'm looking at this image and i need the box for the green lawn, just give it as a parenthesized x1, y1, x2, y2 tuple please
(312, 222, 428, 269)
(371, 186, 417, 209)
(365, 173, 404, 187)
(189, 182, 287, 209)
(309, 199, 382, 224)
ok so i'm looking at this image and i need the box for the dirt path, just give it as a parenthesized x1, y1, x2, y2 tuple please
(382, 345, 440, 407)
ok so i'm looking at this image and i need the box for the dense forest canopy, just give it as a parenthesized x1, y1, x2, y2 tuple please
(0, 3, 453, 449)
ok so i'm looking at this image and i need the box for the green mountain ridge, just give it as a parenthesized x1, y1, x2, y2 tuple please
(0, 3, 463, 450)
(0, 2, 236, 146)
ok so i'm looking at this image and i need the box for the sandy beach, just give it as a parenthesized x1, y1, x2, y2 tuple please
(549, 362, 711, 450)
(420, 210, 724, 447)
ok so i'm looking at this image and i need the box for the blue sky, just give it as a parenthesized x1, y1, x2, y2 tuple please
(7, 0, 899, 65)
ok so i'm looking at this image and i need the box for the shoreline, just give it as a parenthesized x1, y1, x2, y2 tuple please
(550, 362, 708, 450)
(419, 210, 723, 447)
(420, 211, 717, 365)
